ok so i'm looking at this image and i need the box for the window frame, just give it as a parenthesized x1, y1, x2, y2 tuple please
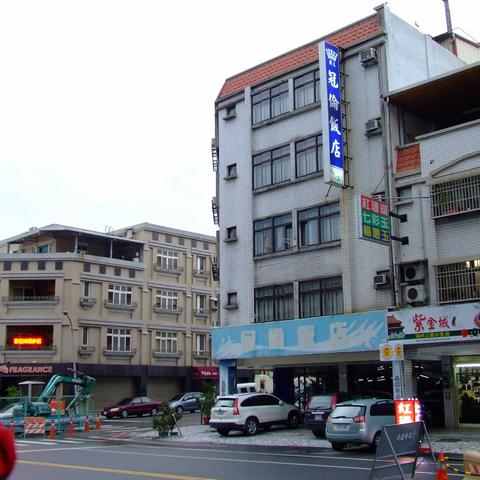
(106, 328, 131, 352)
(299, 276, 344, 318)
(254, 283, 294, 323)
(295, 134, 323, 178)
(253, 144, 291, 189)
(107, 284, 132, 306)
(156, 331, 178, 354)
(254, 213, 293, 256)
(294, 70, 320, 109)
(157, 250, 179, 270)
(252, 81, 289, 124)
(298, 202, 340, 247)
(195, 333, 207, 354)
(156, 290, 178, 310)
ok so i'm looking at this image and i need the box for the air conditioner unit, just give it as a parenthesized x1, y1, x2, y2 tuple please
(403, 264, 426, 282)
(404, 285, 426, 304)
(373, 273, 390, 288)
(360, 47, 377, 65)
(365, 118, 381, 135)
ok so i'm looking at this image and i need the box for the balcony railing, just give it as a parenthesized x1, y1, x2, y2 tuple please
(193, 269, 209, 279)
(154, 265, 184, 275)
(79, 297, 97, 308)
(436, 261, 480, 303)
(103, 347, 137, 357)
(1, 295, 59, 305)
(211, 138, 218, 172)
(193, 350, 209, 359)
(153, 305, 183, 316)
(103, 300, 137, 311)
(152, 350, 183, 359)
(78, 345, 95, 357)
(0, 345, 57, 354)
(193, 308, 209, 317)
(212, 197, 219, 225)
(431, 175, 480, 218)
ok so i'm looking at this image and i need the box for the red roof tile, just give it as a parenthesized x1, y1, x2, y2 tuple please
(217, 15, 380, 101)
(396, 144, 421, 173)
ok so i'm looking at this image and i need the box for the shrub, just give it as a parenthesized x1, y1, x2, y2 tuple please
(153, 405, 182, 435)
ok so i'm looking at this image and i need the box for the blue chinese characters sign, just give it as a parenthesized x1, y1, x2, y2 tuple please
(319, 41, 344, 187)
(212, 311, 386, 360)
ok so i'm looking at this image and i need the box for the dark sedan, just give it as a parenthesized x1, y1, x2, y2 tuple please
(102, 396, 162, 419)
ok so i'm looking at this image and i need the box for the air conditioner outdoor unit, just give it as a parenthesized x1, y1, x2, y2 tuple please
(373, 273, 390, 288)
(360, 47, 377, 65)
(365, 118, 381, 134)
(404, 264, 426, 282)
(404, 285, 426, 304)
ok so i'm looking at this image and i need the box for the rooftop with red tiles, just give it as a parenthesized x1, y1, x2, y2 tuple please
(396, 144, 421, 174)
(217, 14, 381, 101)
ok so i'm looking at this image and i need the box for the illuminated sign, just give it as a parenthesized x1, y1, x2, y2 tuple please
(13, 337, 43, 346)
(356, 194, 391, 245)
(395, 399, 421, 424)
(319, 41, 344, 187)
(379, 342, 404, 361)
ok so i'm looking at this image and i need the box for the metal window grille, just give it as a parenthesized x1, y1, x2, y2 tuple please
(431, 175, 480, 218)
(436, 260, 480, 303)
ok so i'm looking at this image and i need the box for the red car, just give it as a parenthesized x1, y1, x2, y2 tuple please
(102, 396, 162, 419)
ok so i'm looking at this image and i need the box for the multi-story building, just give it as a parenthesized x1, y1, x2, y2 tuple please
(211, 4, 479, 427)
(0, 223, 218, 408)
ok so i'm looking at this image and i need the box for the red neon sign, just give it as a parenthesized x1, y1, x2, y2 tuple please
(395, 399, 421, 424)
(13, 337, 43, 346)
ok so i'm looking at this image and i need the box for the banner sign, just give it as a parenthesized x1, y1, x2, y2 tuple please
(212, 310, 386, 360)
(356, 194, 390, 245)
(0, 364, 53, 376)
(388, 303, 480, 344)
(395, 399, 421, 424)
(319, 41, 344, 187)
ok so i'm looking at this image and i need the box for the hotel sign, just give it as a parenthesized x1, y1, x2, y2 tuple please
(319, 41, 344, 187)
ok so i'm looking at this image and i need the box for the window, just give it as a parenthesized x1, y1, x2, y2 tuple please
(226, 164, 237, 178)
(252, 81, 289, 124)
(436, 260, 480, 303)
(254, 213, 292, 255)
(253, 145, 290, 189)
(296, 134, 323, 177)
(294, 70, 320, 109)
(165, 234, 172, 243)
(431, 175, 480, 218)
(108, 284, 132, 306)
(156, 331, 178, 354)
(196, 255, 207, 273)
(203, 242, 209, 251)
(3, 262, 11, 271)
(178, 237, 185, 246)
(157, 250, 178, 270)
(156, 290, 178, 310)
(114, 267, 121, 276)
(35, 244, 50, 253)
(195, 294, 207, 312)
(298, 202, 340, 247)
(255, 284, 293, 322)
(83, 282, 91, 297)
(225, 104, 236, 118)
(129, 269, 135, 279)
(195, 333, 207, 354)
(21, 261, 28, 271)
(81, 327, 89, 346)
(106, 328, 131, 352)
(55, 261, 63, 271)
(83, 263, 91, 272)
(99, 265, 106, 274)
(37, 261, 46, 271)
(152, 232, 159, 241)
(299, 277, 344, 317)
(227, 292, 237, 307)
(226, 226, 237, 241)
(191, 239, 197, 248)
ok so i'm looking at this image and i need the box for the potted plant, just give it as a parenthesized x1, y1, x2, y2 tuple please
(152, 405, 182, 437)
(196, 381, 217, 425)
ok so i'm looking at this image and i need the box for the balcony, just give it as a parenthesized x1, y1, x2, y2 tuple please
(103, 300, 137, 311)
(103, 347, 137, 358)
(152, 350, 183, 359)
(153, 305, 183, 316)
(78, 345, 95, 358)
(0, 344, 57, 355)
(211, 262, 219, 281)
(193, 308, 210, 318)
(193, 350, 210, 360)
(1, 295, 59, 306)
(154, 265, 184, 276)
(193, 269, 208, 279)
(79, 297, 97, 309)
(431, 175, 480, 218)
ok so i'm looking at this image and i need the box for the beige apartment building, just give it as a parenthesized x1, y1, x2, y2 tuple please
(0, 223, 218, 408)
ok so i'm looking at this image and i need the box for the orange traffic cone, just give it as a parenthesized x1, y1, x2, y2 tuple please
(95, 416, 102, 430)
(67, 418, 75, 436)
(436, 453, 449, 480)
(9, 420, 15, 438)
(84, 417, 90, 433)
(49, 421, 57, 439)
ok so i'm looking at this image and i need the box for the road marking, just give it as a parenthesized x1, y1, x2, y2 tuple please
(18, 460, 216, 479)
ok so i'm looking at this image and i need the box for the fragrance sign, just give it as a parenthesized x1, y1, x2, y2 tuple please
(356, 194, 390, 245)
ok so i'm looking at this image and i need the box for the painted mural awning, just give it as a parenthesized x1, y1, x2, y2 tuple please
(212, 311, 387, 360)
(192, 366, 219, 379)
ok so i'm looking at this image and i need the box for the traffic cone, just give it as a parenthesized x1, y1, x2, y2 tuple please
(67, 418, 75, 436)
(95, 415, 102, 430)
(49, 421, 57, 439)
(9, 420, 15, 437)
(84, 417, 90, 433)
(436, 453, 449, 480)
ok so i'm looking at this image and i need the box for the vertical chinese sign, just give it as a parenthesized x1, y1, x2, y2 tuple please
(319, 41, 344, 187)
(356, 194, 391, 245)
(395, 399, 421, 424)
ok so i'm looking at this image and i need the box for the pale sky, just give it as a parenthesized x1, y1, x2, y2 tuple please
(0, 0, 477, 240)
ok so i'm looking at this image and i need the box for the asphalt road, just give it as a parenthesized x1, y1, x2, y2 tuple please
(10, 416, 466, 480)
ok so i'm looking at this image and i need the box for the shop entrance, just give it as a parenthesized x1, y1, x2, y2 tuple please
(456, 362, 480, 425)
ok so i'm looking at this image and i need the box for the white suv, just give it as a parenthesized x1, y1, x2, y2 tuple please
(209, 393, 300, 436)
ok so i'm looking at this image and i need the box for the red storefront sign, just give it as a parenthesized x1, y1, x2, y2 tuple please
(395, 399, 421, 424)
(192, 367, 218, 379)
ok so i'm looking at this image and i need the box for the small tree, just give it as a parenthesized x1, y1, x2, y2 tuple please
(6, 386, 20, 398)
(197, 381, 217, 424)
(152, 405, 182, 436)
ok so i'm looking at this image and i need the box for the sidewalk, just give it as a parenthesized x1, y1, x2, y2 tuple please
(139, 424, 480, 457)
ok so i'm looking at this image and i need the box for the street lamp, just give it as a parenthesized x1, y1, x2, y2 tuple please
(63, 311, 78, 394)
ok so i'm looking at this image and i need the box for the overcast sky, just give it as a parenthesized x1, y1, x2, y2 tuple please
(0, 0, 477, 240)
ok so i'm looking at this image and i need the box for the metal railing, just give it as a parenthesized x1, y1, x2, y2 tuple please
(2, 295, 59, 303)
(436, 260, 480, 303)
(431, 175, 480, 218)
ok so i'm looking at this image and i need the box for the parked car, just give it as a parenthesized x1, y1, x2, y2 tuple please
(0, 401, 53, 420)
(209, 392, 300, 436)
(102, 396, 162, 419)
(167, 392, 203, 413)
(325, 399, 396, 451)
(304, 392, 352, 437)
